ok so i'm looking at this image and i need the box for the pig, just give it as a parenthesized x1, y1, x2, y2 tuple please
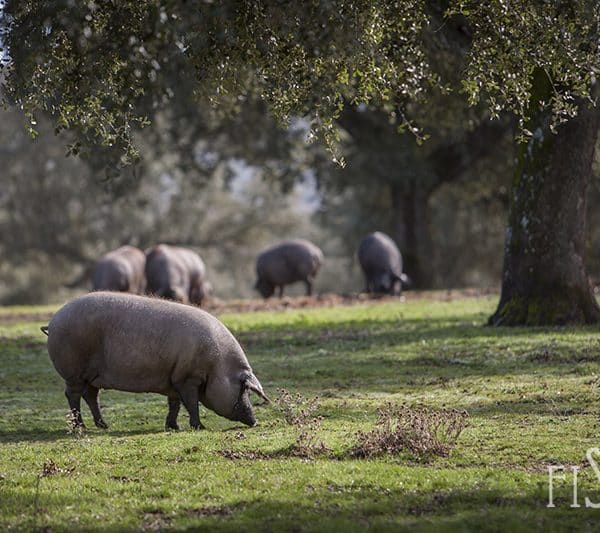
(255, 239, 323, 298)
(145, 244, 211, 306)
(358, 232, 408, 295)
(42, 292, 269, 430)
(91, 245, 146, 294)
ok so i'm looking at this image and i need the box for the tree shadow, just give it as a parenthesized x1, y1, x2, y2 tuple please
(160, 484, 600, 531)
(234, 313, 593, 349)
(240, 314, 599, 390)
(2, 470, 598, 531)
(455, 395, 590, 418)
(0, 485, 87, 531)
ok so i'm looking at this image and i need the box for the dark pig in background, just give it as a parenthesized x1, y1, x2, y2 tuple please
(145, 244, 211, 306)
(91, 245, 146, 294)
(255, 239, 323, 298)
(358, 232, 409, 295)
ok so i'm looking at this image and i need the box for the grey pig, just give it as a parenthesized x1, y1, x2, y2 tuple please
(358, 232, 408, 295)
(42, 292, 269, 430)
(145, 244, 211, 306)
(91, 245, 146, 294)
(255, 239, 323, 298)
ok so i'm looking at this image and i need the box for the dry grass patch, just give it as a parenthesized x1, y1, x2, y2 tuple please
(274, 389, 329, 458)
(352, 403, 469, 459)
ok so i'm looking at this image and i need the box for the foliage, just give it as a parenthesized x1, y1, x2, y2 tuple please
(1, 296, 600, 529)
(3, 1, 597, 161)
(2, 0, 434, 163)
(452, 1, 599, 135)
(315, 101, 513, 286)
(1, 98, 598, 303)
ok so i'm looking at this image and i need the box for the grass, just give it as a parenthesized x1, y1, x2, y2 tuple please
(1, 295, 600, 531)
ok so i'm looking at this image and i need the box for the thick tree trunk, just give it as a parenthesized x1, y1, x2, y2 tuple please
(489, 77, 600, 326)
(391, 181, 434, 288)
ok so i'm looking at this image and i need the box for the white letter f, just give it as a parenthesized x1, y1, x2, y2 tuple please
(548, 465, 565, 508)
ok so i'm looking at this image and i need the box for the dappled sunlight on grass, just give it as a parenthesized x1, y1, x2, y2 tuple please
(1, 296, 599, 530)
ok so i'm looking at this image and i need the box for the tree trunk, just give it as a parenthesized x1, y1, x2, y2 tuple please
(391, 181, 434, 288)
(489, 75, 600, 326)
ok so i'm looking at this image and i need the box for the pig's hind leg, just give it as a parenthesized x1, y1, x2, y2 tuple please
(64, 381, 85, 428)
(82, 384, 108, 429)
(304, 278, 313, 296)
(165, 393, 181, 431)
(174, 382, 205, 430)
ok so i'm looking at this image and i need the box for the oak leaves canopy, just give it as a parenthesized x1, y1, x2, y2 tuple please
(2, 1, 598, 160)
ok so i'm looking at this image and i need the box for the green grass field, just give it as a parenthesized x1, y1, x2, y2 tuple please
(1, 296, 599, 531)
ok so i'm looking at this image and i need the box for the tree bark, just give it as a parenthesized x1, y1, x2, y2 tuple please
(390, 181, 434, 288)
(489, 75, 600, 326)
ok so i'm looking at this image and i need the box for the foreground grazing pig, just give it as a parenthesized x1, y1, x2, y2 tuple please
(358, 232, 408, 295)
(255, 239, 323, 298)
(42, 292, 269, 430)
(91, 245, 146, 294)
(145, 244, 211, 306)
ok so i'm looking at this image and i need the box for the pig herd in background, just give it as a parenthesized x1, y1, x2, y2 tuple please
(91, 231, 409, 304)
(92, 244, 210, 305)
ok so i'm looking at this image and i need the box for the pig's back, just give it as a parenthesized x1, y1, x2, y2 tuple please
(46, 292, 233, 393)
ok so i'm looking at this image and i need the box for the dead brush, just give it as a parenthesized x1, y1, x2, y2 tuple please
(65, 411, 85, 437)
(352, 403, 469, 459)
(274, 389, 329, 458)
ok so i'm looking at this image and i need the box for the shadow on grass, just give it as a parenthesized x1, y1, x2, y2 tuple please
(0, 427, 162, 444)
(457, 395, 591, 418)
(241, 314, 600, 389)
(0, 428, 74, 444)
(3, 478, 598, 531)
(235, 313, 596, 348)
(151, 484, 600, 531)
(0, 486, 82, 531)
(0, 419, 265, 444)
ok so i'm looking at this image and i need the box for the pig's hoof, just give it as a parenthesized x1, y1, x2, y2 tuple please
(165, 423, 179, 431)
(95, 419, 109, 429)
(190, 422, 205, 430)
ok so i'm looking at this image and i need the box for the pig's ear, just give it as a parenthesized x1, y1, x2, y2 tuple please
(244, 374, 270, 404)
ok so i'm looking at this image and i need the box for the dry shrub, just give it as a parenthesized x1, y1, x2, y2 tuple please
(39, 459, 75, 478)
(274, 389, 329, 458)
(40, 460, 60, 478)
(275, 389, 321, 425)
(219, 449, 266, 461)
(65, 411, 85, 437)
(186, 506, 232, 518)
(142, 510, 172, 531)
(352, 403, 469, 459)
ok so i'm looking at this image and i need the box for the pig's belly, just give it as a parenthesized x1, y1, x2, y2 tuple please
(91, 373, 171, 395)
(91, 348, 174, 394)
